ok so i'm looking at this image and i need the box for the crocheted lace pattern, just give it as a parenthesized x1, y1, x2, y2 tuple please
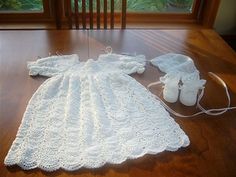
(4, 54, 189, 171)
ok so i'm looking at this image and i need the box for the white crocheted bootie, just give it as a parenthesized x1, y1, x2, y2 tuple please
(180, 72, 206, 106)
(160, 73, 181, 103)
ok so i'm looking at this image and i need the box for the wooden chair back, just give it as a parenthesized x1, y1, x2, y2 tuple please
(66, 0, 127, 29)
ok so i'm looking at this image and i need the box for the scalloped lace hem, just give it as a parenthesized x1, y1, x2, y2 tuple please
(5, 137, 189, 172)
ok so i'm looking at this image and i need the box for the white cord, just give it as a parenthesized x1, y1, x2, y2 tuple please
(147, 72, 236, 117)
(101, 46, 113, 54)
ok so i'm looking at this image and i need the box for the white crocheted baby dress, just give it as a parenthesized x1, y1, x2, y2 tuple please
(4, 53, 189, 171)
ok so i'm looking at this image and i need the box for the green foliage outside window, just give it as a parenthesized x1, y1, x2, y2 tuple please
(167, 0, 193, 8)
(0, 0, 43, 11)
(127, 0, 167, 12)
(0, 0, 193, 12)
(71, 0, 193, 12)
(127, 0, 193, 12)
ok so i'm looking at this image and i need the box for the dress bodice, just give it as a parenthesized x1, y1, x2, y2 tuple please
(27, 53, 146, 77)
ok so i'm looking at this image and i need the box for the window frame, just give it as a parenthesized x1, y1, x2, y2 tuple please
(0, 0, 220, 29)
(126, 0, 201, 24)
(124, 0, 220, 28)
(0, 0, 52, 22)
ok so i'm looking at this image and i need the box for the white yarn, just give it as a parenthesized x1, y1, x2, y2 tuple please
(151, 53, 203, 105)
(5, 53, 190, 171)
(149, 53, 236, 117)
(150, 53, 197, 74)
(148, 72, 236, 117)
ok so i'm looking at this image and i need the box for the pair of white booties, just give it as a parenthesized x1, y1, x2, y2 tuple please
(160, 71, 206, 106)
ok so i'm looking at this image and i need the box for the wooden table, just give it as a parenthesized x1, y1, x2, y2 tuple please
(0, 29, 236, 177)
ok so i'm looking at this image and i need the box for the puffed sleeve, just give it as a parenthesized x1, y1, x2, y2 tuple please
(117, 54, 146, 74)
(98, 54, 146, 75)
(27, 54, 79, 77)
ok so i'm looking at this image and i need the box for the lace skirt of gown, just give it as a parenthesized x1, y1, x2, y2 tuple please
(4, 70, 189, 171)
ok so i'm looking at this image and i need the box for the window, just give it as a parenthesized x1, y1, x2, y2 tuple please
(71, 0, 194, 13)
(0, 0, 220, 29)
(0, 0, 43, 12)
(127, 0, 194, 13)
(0, 0, 51, 22)
(69, 0, 199, 25)
(123, 0, 200, 24)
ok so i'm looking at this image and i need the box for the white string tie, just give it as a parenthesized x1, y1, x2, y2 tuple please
(147, 72, 236, 117)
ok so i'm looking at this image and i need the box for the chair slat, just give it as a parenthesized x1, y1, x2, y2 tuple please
(82, 0, 86, 29)
(66, 0, 72, 29)
(74, 0, 79, 29)
(54, 0, 62, 29)
(66, 0, 126, 30)
(89, 0, 93, 29)
(110, 0, 114, 29)
(97, 0, 100, 29)
(121, 0, 127, 29)
(104, 0, 107, 29)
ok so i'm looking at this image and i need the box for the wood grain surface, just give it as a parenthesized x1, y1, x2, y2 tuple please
(0, 29, 236, 177)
